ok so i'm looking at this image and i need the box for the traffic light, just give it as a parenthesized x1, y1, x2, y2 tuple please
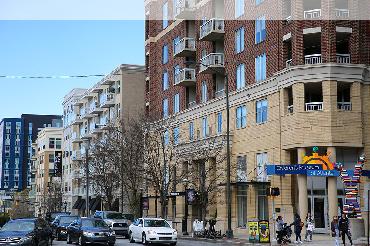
(266, 187, 280, 197)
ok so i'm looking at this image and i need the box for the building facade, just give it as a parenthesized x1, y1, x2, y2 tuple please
(33, 127, 64, 216)
(63, 64, 146, 216)
(145, 0, 370, 235)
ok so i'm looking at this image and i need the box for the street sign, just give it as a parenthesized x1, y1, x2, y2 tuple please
(307, 170, 339, 176)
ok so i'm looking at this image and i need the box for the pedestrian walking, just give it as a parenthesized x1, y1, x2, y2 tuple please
(304, 213, 314, 242)
(331, 216, 340, 246)
(339, 214, 353, 245)
(276, 216, 284, 244)
(291, 213, 303, 244)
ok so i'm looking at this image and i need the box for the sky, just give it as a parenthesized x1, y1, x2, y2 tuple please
(0, 20, 145, 120)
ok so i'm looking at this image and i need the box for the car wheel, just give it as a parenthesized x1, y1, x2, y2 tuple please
(66, 234, 72, 244)
(129, 232, 135, 243)
(78, 236, 85, 246)
(142, 233, 148, 245)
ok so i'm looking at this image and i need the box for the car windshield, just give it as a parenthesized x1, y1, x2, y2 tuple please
(1, 221, 35, 232)
(59, 216, 79, 225)
(81, 219, 108, 228)
(122, 214, 134, 221)
(106, 213, 124, 219)
(144, 219, 170, 228)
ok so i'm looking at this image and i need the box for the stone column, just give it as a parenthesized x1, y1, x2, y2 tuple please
(327, 147, 338, 221)
(297, 148, 308, 219)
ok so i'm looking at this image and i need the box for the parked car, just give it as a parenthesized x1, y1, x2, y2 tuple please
(0, 218, 53, 245)
(66, 218, 115, 246)
(128, 218, 177, 245)
(94, 211, 132, 238)
(51, 215, 80, 241)
(46, 212, 70, 224)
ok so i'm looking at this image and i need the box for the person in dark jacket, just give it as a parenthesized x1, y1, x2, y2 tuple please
(339, 214, 353, 245)
(290, 213, 303, 244)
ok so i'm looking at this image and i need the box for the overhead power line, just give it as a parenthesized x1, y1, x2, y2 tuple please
(0, 74, 106, 79)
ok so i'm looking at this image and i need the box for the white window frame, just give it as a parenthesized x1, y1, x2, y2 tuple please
(256, 99, 268, 124)
(236, 63, 246, 89)
(236, 105, 247, 129)
(235, 27, 245, 53)
(201, 81, 208, 103)
(163, 98, 169, 118)
(163, 2, 169, 29)
(235, 0, 245, 18)
(174, 93, 180, 113)
(255, 53, 267, 82)
(202, 117, 209, 138)
(256, 152, 268, 182)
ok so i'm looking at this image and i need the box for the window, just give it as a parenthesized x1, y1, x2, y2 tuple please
(236, 63, 246, 89)
(49, 138, 55, 148)
(56, 138, 62, 149)
(163, 71, 169, 90)
(202, 117, 209, 138)
(235, 0, 245, 18)
(217, 112, 222, 134)
(163, 130, 170, 145)
(162, 2, 168, 29)
(49, 154, 55, 163)
(174, 93, 180, 113)
(256, 0, 264, 5)
(235, 27, 245, 53)
(28, 122, 33, 133)
(236, 106, 247, 129)
(6, 122, 11, 128)
(163, 98, 169, 118)
(256, 152, 268, 182)
(255, 16, 266, 44)
(173, 36, 180, 52)
(173, 127, 180, 145)
(255, 53, 267, 82)
(201, 81, 208, 103)
(189, 122, 194, 141)
(173, 64, 181, 83)
(256, 99, 268, 123)
(237, 155, 247, 182)
(162, 44, 169, 64)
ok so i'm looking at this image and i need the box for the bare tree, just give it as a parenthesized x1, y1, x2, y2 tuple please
(10, 190, 33, 219)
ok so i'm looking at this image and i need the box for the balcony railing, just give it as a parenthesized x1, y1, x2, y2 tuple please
(305, 102, 323, 111)
(338, 102, 352, 111)
(174, 0, 196, 19)
(90, 101, 103, 114)
(100, 93, 115, 108)
(200, 18, 225, 41)
(174, 37, 196, 57)
(286, 59, 293, 68)
(174, 68, 196, 86)
(71, 132, 82, 143)
(304, 9, 322, 19)
(287, 105, 294, 114)
(188, 101, 197, 109)
(200, 53, 225, 73)
(71, 114, 83, 125)
(305, 54, 322, 65)
(215, 89, 225, 98)
(336, 54, 351, 64)
(335, 8, 349, 18)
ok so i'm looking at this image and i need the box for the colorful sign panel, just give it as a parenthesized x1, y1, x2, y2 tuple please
(248, 221, 259, 243)
(307, 170, 340, 176)
(258, 220, 270, 243)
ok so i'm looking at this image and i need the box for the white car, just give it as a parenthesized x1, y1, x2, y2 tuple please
(128, 218, 177, 245)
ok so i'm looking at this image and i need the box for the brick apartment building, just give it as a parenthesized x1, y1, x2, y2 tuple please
(144, 0, 370, 236)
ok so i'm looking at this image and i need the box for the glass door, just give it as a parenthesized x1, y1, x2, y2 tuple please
(313, 197, 325, 229)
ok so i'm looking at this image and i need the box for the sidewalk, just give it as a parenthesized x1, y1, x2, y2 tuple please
(179, 234, 369, 245)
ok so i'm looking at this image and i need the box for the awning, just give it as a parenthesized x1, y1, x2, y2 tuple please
(90, 197, 101, 211)
(72, 197, 82, 209)
(79, 199, 86, 210)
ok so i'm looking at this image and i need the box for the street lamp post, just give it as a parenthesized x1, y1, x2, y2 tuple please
(64, 201, 68, 213)
(140, 188, 144, 218)
(182, 178, 190, 236)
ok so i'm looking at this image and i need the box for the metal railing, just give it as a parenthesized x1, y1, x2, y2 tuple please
(305, 102, 323, 111)
(286, 59, 293, 68)
(174, 68, 196, 85)
(336, 54, 351, 64)
(174, 37, 196, 56)
(215, 89, 225, 98)
(338, 102, 352, 111)
(287, 105, 294, 114)
(335, 8, 349, 18)
(304, 9, 322, 19)
(188, 101, 197, 109)
(174, 0, 196, 17)
(200, 53, 225, 72)
(305, 54, 322, 65)
(200, 18, 225, 40)
(101, 93, 115, 104)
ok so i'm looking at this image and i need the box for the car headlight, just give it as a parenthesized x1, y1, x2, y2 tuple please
(173, 230, 177, 235)
(83, 231, 95, 237)
(147, 230, 157, 235)
(109, 231, 115, 236)
(19, 236, 33, 244)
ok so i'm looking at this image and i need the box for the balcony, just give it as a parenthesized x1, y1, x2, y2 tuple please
(174, 68, 196, 87)
(335, 8, 349, 18)
(199, 19, 225, 41)
(90, 102, 104, 114)
(174, 0, 196, 19)
(71, 115, 84, 125)
(305, 102, 323, 111)
(215, 89, 225, 98)
(338, 102, 352, 111)
(305, 54, 322, 65)
(200, 53, 225, 74)
(286, 59, 293, 68)
(336, 54, 351, 64)
(81, 128, 93, 139)
(71, 132, 83, 143)
(174, 38, 196, 57)
(91, 124, 103, 135)
(71, 151, 82, 161)
(100, 93, 115, 108)
(304, 9, 322, 19)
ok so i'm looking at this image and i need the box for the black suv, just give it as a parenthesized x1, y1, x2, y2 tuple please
(51, 215, 80, 241)
(0, 218, 53, 245)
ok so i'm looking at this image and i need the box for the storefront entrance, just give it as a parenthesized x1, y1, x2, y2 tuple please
(308, 195, 327, 233)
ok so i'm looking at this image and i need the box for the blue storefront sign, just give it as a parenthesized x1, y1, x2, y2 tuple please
(267, 164, 322, 175)
(307, 170, 340, 176)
